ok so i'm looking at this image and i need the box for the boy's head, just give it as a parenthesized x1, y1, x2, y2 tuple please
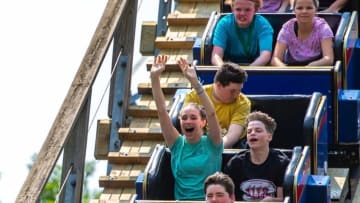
(204, 172, 235, 203)
(214, 62, 247, 86)
(213, 62, 247, 104)
(246, 111, 277, 148)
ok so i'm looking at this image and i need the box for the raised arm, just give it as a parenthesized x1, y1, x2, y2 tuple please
(178, 58, 222, 145)
(150, 55, 179, 147)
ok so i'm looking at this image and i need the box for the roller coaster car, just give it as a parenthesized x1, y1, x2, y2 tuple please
(137, 144, 331, 203)
(193, 11, 351, 65)
(136, 91, 334, 202)
(169, 91, 328, 175)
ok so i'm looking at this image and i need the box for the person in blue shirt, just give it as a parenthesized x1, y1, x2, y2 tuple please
(212, 0, 273, 66)
(150, 55, 223, 200)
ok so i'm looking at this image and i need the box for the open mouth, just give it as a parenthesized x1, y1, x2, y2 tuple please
(249, 137, 258, 142)
(184, 127, 195, 133)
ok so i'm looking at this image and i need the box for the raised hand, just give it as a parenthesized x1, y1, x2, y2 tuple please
(178, 57, 198, 85)
(150, 55, 168, 78)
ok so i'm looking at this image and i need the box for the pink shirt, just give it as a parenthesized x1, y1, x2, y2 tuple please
(277, 17, 334, 65)
(259, 0, 282, 12)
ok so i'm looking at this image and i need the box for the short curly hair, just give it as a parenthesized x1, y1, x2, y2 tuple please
(246, 111, 277, 134)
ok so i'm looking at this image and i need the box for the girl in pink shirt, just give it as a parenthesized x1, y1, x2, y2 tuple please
(271, 0, 334, 66)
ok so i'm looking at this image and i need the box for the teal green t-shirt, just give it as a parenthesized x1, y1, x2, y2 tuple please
(212, 13, 273, 64)
(169, 135, 223, 200)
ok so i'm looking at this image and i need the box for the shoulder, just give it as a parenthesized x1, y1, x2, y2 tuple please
(236, 94, 251, 107)
(313, 17, 328, 25)
(313, 17, 334, 37)
(314, 17, 333, 31)
(283, 18, 296, 28)
(218, 13, 234, 25)
(169, 135, 184, 151)
(270, 149, 290, 165)
(255, 14, 273, 31)
(230, 149, 249, 162)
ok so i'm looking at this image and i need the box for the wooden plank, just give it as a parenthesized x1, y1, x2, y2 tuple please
(118, 127, 163, 141)
(108, 141, 161, 164)
(146, 49, 193, 71)
(96, 188, 136, 202)
(155, 36, 197, 49)
(167, 13, 210, 26)
(329, 168, 349, 203)
(174, 2, 219, 15)
(140, 21, 157, 56)
(16, 1, 132, 202)
(137, 72, 190, 95)
(95, 119, 111, 160)
(99, 165, 145, 188)
(128, 117, 160, 128)
(166, 25, 204, 39)
(128, 94, 173, 117)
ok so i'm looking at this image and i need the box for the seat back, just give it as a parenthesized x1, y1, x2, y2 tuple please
(142, 145, 174, 200)
(247, 94, 312, 149)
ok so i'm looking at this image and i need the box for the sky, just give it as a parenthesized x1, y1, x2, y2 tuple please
(0, 1, 156, 202)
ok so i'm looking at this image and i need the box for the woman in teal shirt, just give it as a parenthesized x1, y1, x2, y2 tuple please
(150, 55, 223, 200)
(212, 0, 273, 66)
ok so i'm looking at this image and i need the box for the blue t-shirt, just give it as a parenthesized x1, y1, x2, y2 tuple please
(170, 135, 223, 200)
(212, 13, 273, 64)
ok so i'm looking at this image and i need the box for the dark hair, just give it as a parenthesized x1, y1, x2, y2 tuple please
(214, 62, 248, 87)
(204, 172, 235, 196)
(246, 111, 277, 134)
(179, 102, 206, 120)
(293, 0, 319, 8)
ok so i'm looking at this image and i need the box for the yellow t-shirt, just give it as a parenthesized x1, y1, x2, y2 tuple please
(184, 84, 251, 138)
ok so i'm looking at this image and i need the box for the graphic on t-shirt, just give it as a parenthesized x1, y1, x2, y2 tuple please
(240, 179, 276, 201)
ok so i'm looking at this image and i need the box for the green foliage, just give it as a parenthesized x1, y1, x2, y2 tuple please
(28, 154, 101, 203)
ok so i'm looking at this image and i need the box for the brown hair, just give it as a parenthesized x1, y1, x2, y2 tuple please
(180, 102, 206, 120)
(293, 0, 319, 8)
(204, 172, 235, 196)
(246, 111, 277, 134)
(214, 62, 248, 87)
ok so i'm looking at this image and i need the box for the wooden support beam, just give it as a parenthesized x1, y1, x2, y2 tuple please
(95, 119, 111, 160)
(140, 21, 157, 56)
